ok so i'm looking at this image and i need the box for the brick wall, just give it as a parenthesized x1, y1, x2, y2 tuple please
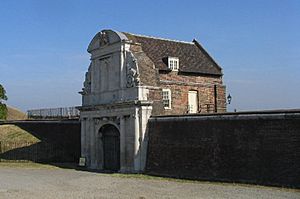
(130, 42, 227, 116)
(148, 88, 165, 116)
(145, 111, 300, 188)
(0, 120, 80, 163)
(155, 72, 226, 115)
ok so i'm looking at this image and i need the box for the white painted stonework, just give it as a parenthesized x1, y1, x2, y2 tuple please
(79, 30, 152, 172)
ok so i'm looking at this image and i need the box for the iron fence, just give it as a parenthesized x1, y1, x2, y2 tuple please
(27, 107, 80, 119)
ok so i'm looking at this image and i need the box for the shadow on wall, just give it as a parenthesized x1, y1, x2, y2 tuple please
(0, 121, 81, 167)
(145, 111, 300, 189)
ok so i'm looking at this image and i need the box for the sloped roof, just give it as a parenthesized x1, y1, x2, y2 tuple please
(123, 32, 223, 76)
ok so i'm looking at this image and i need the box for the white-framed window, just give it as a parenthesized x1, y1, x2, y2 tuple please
(168, 57, 179, 71)
(162, 89, 172, 109)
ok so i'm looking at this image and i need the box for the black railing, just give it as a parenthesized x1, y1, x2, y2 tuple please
(27, 107, 80, 119)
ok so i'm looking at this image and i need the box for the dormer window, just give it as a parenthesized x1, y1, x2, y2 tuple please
(168, 57, 179, 71)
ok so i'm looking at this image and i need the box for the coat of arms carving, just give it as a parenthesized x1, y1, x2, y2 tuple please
(99, 32, 109, 46)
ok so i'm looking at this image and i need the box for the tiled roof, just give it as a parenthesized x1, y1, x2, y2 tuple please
(123, 32, 223, 76)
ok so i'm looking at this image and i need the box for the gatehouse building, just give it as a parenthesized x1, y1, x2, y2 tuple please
(78, 29, 226, 172)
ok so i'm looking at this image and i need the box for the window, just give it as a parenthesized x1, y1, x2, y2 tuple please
(162, 89, 171, 109)
(168, 57, 179, 71)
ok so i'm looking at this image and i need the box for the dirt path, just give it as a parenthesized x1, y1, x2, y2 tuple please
(0, 166, 299, 199)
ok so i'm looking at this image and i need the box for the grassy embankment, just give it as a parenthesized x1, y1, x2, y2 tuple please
(0, 106, 35, 144)
(6, 106, 27, 120)
(0, 124, 39, 143)
(0, 124, 40, 163)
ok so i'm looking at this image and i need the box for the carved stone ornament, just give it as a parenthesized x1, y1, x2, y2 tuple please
(94, 118, 101, 125)
(126, 66, 137, 87)
(99, 31, 109, 46)
(82, 63, 92, 94)
(126, 52, 140, 87)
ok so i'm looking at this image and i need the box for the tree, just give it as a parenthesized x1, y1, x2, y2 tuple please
(0, 84, 8, 120)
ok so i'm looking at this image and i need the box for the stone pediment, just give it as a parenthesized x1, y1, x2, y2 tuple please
(87, 30, 128, 53)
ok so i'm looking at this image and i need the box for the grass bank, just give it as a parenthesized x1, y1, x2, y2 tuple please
(0, 124, 39, 143)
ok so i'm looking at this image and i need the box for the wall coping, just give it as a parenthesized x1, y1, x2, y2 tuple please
(150, 109, 300, 121)
(0, 120, 80, 125)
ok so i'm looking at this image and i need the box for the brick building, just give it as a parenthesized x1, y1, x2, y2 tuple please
(79, 29, 226, 172)
(124, 32, 226, 115)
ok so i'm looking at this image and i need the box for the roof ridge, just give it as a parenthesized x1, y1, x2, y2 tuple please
(123, 32, 194, 45)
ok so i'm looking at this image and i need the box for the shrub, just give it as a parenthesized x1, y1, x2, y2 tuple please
(0, 103, 7, 120)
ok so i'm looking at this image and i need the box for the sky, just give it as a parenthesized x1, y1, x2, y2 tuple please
(0, 0, 299, 112)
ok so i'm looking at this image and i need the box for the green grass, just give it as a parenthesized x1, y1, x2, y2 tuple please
(111, 173, 178, 181)
(0, 124, 39, 143)
(0, 162, 59, 169)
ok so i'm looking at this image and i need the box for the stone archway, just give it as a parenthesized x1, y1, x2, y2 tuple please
(99, 124, 120, 171)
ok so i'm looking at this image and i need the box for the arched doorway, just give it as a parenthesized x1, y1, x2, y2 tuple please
(100, 124, 120, 171)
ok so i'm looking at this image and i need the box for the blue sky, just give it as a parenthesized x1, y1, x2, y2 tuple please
(0, 0, 299, 112)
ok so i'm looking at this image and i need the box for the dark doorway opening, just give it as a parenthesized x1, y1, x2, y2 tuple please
(100, 124, 120, 172)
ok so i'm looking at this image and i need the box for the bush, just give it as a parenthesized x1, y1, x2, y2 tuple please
(0, 103, 7, 120)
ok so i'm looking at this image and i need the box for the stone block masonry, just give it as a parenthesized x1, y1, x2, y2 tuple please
(145, 110, 300, 188)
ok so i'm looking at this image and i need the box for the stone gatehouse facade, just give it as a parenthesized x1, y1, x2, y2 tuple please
(78, 29, 226, 172)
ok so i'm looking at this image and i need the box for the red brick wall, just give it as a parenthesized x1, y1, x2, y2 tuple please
(146, 111, 300, 188)
(130, 42, 227, 115)
(149, 71, 226, 115)
(148, 88, 165, 116)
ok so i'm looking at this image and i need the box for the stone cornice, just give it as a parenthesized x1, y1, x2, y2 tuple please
(77, 100, 153, 111)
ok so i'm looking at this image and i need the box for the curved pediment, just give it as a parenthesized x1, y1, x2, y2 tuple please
(87, 29, 128, 53)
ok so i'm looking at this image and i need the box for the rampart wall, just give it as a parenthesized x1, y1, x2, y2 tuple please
(0, 120, 80, 163)
(146, 110, 300, 188)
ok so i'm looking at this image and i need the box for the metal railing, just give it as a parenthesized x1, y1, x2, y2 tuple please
(27, 107, 80, 119)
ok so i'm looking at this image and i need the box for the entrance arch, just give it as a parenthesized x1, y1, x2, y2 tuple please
(99, 124, 120, 171)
